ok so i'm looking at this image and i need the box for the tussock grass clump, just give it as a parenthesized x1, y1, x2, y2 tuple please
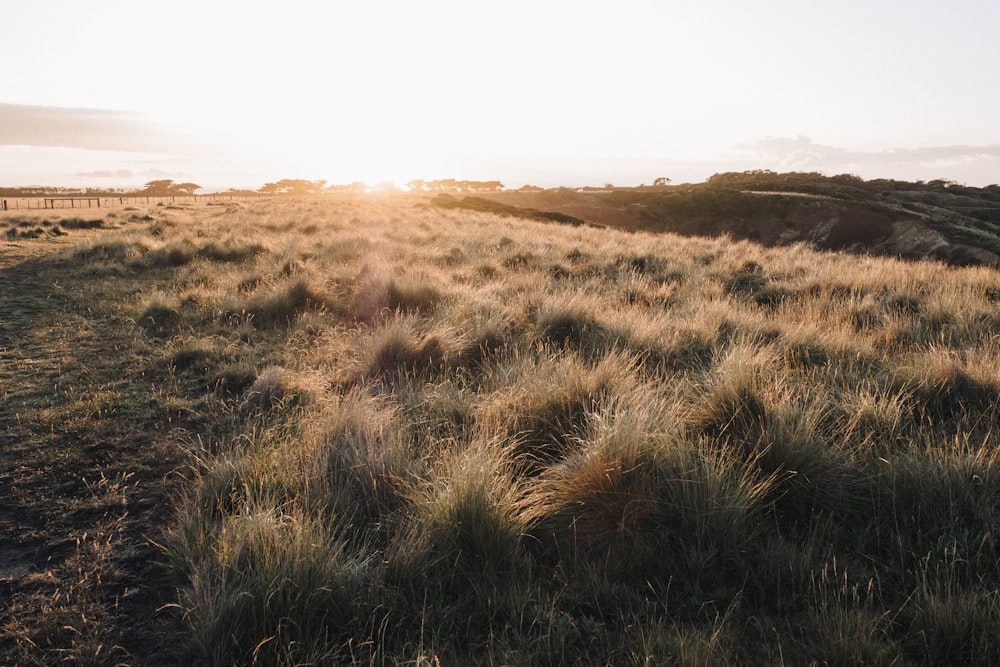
(164, 339, 215, 373)
(385, 277, 443, 314)
(197, 240, 267, 263)
(383, 438, 530, 642)
(397, 440, 524, 581)
(481, 353, 630, 473)
(244, 277, 334, 328)
(240, 366, 318, 414)
(347, 320, 448, 386)
(892, 347, 1000, 425)
(135, 240, 198, 269)
(213, 361, 258, 396)
(304, 391, 416, 524)
(351, 266, 444, 322)
(613, 252, 684, 283)
(756, 405, 873, 523)
(519, 396, 776, 599)
(59, 217, 105, 229)
(179, 511, 368, 666)
(690, 344, 772, 448)
(72, 239, 147, 263)
(722, 259, 767, 297)
(517, 402, 668, 548)
(454, 320, 511, 371)
(878, 434, 1000, 566)
(139, 293, 181, 334)
(839, 383, 911, 449)
(901, 587, 1000, 664)
(532, 294, 617, 359)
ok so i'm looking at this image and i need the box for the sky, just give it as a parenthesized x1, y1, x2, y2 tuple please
(1, 0, 998, 191)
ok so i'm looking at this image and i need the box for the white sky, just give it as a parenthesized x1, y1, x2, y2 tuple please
(1, 0, 998, 189)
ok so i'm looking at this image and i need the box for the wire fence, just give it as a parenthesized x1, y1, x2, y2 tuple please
(0, 193, 263, 211)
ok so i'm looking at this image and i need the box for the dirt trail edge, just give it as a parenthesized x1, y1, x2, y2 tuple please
(1, 230, 187, 665)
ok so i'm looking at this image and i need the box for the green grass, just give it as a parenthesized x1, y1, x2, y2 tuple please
(6, 194, 1000, 664)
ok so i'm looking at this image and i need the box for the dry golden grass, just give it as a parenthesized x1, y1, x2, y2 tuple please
(6, 195, 1000, 664)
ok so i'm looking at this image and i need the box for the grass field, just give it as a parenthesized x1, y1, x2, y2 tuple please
(4, 195, 1000, 664)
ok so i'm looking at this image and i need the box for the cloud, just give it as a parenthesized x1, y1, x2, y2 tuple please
(77, 168, 136, 179)
(0, 103, 196, 154)
(736, 136, 1000, 185)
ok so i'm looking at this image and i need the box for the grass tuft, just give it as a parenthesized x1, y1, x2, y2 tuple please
(349, 321, 448, 386)
(240, 366, 318, 414)
(690, 345, 770, 447)
(245, 277, 333, 328)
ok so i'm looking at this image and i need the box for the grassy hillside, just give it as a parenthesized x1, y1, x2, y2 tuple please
(461, 172, 1000, 266)
(4, 196, 1000, 664)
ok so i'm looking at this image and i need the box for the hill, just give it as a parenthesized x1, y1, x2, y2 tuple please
(444, 171, 1000, 266)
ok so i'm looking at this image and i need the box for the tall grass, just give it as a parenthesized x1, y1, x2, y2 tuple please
(121, 196, 1000, 664)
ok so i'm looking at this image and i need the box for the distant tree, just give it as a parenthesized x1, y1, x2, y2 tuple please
(139, 179, 202, 195)
(173, 182, 202, 195)
(258, 179, 326, 195)
(141, 179, 176, 195)
(415, 179, 502, 193)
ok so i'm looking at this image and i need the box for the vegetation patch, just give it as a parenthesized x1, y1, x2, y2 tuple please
(245, 277, 334, 328)
(59, 217, 105, 230)
(8, 193, 1000, 664)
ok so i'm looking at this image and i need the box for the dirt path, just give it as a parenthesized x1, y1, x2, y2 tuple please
(1, 231, 186, 665)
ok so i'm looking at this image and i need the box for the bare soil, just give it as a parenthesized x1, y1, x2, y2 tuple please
(1, 226, 186, 665)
